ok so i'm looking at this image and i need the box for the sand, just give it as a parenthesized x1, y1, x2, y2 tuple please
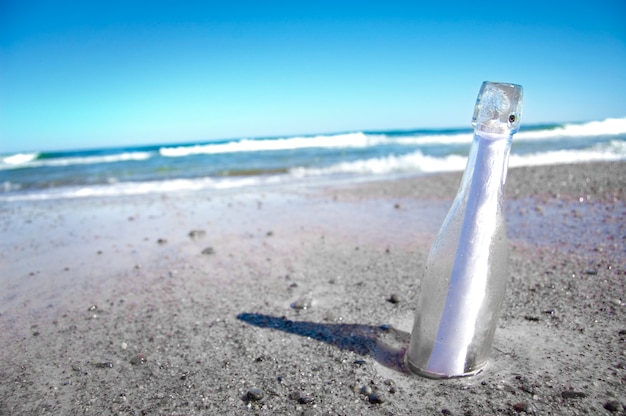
(1, 161, 625, 415)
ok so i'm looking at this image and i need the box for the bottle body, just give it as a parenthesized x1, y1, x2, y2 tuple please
(406, 81, 522, 378)
(406, 132, 512, 378)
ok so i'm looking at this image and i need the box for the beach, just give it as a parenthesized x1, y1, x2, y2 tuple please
(1, 161, 625, 415)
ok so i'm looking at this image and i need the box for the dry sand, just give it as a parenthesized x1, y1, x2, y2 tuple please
(1, 161, 625, 415)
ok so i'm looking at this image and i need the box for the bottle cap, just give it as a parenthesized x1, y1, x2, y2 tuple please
(472, 82, 523, 134)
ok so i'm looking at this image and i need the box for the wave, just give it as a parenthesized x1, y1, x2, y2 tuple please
(290, 151, 467, 177)
(516, 117, 626, 140)
(2, 141, 623, 202)
(0, 151, 153, 170)
(159, 132, 381, 157)
(375, 117, 626, 145)
(509, 140, 626, 167)
(291, 141, 626, 178)
(0, 175, 286, 202)
(0, 152, 40, 167)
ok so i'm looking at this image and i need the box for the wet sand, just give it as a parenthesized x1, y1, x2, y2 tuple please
(1, 161, 625, 415)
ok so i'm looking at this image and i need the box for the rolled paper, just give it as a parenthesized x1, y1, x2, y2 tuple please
(425, 131, 511, 375)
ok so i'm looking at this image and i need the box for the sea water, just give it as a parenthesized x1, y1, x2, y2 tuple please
(1, 117, 625, 201)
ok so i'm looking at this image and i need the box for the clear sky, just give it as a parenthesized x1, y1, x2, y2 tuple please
(1, 1, 625, 153)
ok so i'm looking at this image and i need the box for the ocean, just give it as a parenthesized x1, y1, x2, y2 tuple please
(1, 117, 625, 202)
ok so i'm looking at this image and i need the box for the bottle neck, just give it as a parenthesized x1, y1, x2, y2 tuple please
(458, 131, 513, 201)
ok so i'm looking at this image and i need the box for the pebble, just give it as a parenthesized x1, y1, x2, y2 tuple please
(604, 400, 621, 412)
(188, 229, 206, 239)
(246, 388, 264, 401)
(368, 393, 385, 404)
(130, 354, 147, 365)
(157, 238, 167, 245)
(513, 402, 529, 413)
(298, 394, 315, 404)
(387, 294, 401, 304)
(92, 361, 113, 368)
(561, 390, 587, 399)
(201, 247, 215, 255)
(291, 293, 313, 310)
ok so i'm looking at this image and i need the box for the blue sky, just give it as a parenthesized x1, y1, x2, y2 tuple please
(1, 1, 625, 153)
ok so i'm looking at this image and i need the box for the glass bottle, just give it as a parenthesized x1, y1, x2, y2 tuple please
(406, 81, 523, 378)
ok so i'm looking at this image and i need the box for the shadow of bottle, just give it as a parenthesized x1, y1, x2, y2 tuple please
(236, 313, 410, 374)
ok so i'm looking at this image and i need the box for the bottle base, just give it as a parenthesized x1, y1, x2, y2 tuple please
(405, 355, 485, 379)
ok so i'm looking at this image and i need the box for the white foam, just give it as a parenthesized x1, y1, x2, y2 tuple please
(0, 175, 284, 202)
(290, 151, 468, 177)
(517, 117, 626, 140)
(1, 152, 39, 167)
(160, 132, 380, 157)
(291, 139, 626, 178)
(0, 151, 152, 170)
(394, 132, 473, 145)
(510, 140, 626, 167)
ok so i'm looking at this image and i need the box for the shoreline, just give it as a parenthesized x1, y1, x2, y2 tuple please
(1, 161, 625, 414)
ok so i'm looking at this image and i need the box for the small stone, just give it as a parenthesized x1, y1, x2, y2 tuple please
(130, 354, 147, 365)
(291, 293, 313, 310)
(201, 247, 215, 255)
(513, 402, 528, 413)
(368, 393, 385, 404)
(188, 230, 206, 239)
(387, 294, 401, 304)
(441, 409, 452, 415)
(87, 305, 98, 311)
(604, 400, 621, 412)
(353, 359, 366, 366)
(584, 269, 598, 275)
(246, 388, 264, 401)
(93, 361, 113, 368)
(359, 385, 373, 395)
(561, 390, 587, 399)
(298, 394, 314, 404)
(157, 238, 167, 245)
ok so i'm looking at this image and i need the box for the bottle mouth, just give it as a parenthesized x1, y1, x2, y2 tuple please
(471, 82, 523, 135)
